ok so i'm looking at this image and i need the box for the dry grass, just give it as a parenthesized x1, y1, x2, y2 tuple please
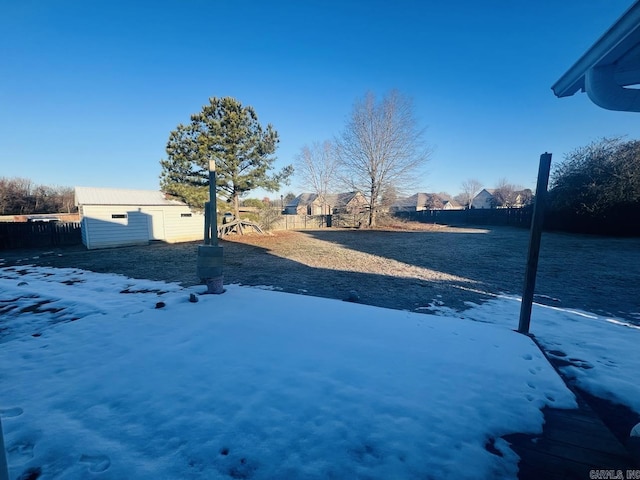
(2, 224, 639, 321)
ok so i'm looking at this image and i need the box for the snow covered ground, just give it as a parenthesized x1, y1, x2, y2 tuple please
(425, 295, 640, 417)
(0, 265, 636, 479)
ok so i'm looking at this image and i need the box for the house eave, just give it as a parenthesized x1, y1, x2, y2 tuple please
(552, 1, 640, 112)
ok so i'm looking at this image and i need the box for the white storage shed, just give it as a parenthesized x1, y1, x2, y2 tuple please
(75, 186, 204, 250)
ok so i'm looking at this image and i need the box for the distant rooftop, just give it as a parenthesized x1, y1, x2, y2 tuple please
(75, 187, 186, 206)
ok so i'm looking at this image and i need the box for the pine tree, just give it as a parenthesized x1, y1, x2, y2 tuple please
(160, 97, 292, 216)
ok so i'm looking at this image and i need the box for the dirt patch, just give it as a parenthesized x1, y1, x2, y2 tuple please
(1, 224, 639, 322)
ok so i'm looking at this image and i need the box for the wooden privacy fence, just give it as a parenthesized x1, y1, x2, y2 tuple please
(396, 207, 533, 228)
(266, 213, 365, 231)
(0, 222, 82, 250)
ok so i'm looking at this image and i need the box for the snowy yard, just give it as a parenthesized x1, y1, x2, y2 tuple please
(0, 265, 638, 479)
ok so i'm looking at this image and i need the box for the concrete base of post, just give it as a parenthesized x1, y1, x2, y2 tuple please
(204, 276, 225, 294)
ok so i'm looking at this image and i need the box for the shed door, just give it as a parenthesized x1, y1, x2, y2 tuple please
(147, 209, 166, 240)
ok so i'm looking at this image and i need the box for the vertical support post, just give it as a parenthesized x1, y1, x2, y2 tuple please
(209, 160, 218, 247)
(196, 159, 224, 294)
(518, 152, 552, 334)
(203, 201, 211, 245)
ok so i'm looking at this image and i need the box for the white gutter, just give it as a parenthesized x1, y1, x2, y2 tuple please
(552, 0, 640, 112)
(585, 62, 640, 112)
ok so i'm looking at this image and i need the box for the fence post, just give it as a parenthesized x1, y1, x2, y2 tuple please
(518, 153, 552, 334)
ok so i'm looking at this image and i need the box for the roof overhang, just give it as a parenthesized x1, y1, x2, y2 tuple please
(552, 1, 640, 112)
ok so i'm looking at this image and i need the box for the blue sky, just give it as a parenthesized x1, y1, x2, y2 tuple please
(1, 0, 638, 199)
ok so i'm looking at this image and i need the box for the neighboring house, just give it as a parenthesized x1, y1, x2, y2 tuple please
(75, 186, 204, 250)
(442, 199, 464, 210)
(471, 188, 533, 209)
(512, 189, 534, 208)
(284, 193, 318, 215)
(471, 189, 497, 209)
(285, 192, 367, 215)
(392, 193, 450, 212)
(324, 192, 367, 214)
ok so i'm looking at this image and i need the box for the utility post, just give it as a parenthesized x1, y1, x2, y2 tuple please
(518, 152, 552, 334)
(197, 159, 224, 294)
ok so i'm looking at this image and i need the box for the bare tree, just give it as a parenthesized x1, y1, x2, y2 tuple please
(335, 90, 431, 227)
(493, 178, 520, 207)
(379, 184, 399, 211)
(58, 187, 76, 213)
(294, 140, 338, 213)
(458, 178, 483, 209)
(0, 177, 78, 214)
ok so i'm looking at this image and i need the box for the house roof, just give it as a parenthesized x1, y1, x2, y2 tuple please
(395, 193, 427, 207)
(552, 1, 640, 112)
(394, 193, 444, 208)
(289, 192, 361, 208)
(324, 191, 361, 207)
(442, 199, 462, 208)
(286, 193, 317, 207)
(75, 187, 186, 206)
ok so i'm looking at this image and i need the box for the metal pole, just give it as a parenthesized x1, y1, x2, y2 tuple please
(203, 201, 210, 246)
(196, 159, 224, 294)
(209, 159, 218, 247)
(518, 152, 552, 334)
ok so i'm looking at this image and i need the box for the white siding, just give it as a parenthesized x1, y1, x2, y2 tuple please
(81, 205, 150, 249)
(145, 209, 167, 240)
(472, 190, 496, 209)
(80, 204, 204, 249)
(150, 207, 204, 243)
(79, 206, 89, 246)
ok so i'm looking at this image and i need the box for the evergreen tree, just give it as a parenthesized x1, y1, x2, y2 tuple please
(160, 97, 293, 216)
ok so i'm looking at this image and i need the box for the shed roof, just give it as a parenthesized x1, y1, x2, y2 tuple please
(75, 187, 186, 206)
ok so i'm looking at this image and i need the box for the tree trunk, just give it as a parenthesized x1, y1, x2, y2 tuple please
(233, 193, 240, 218)
(368, 183, 377, 227)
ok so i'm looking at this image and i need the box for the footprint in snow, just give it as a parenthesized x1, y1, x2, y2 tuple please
(16, 466, 41, 480)
(0, 406, 24, 417)
(79, 454, 111, 473)
(8, 441, 34, 464)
